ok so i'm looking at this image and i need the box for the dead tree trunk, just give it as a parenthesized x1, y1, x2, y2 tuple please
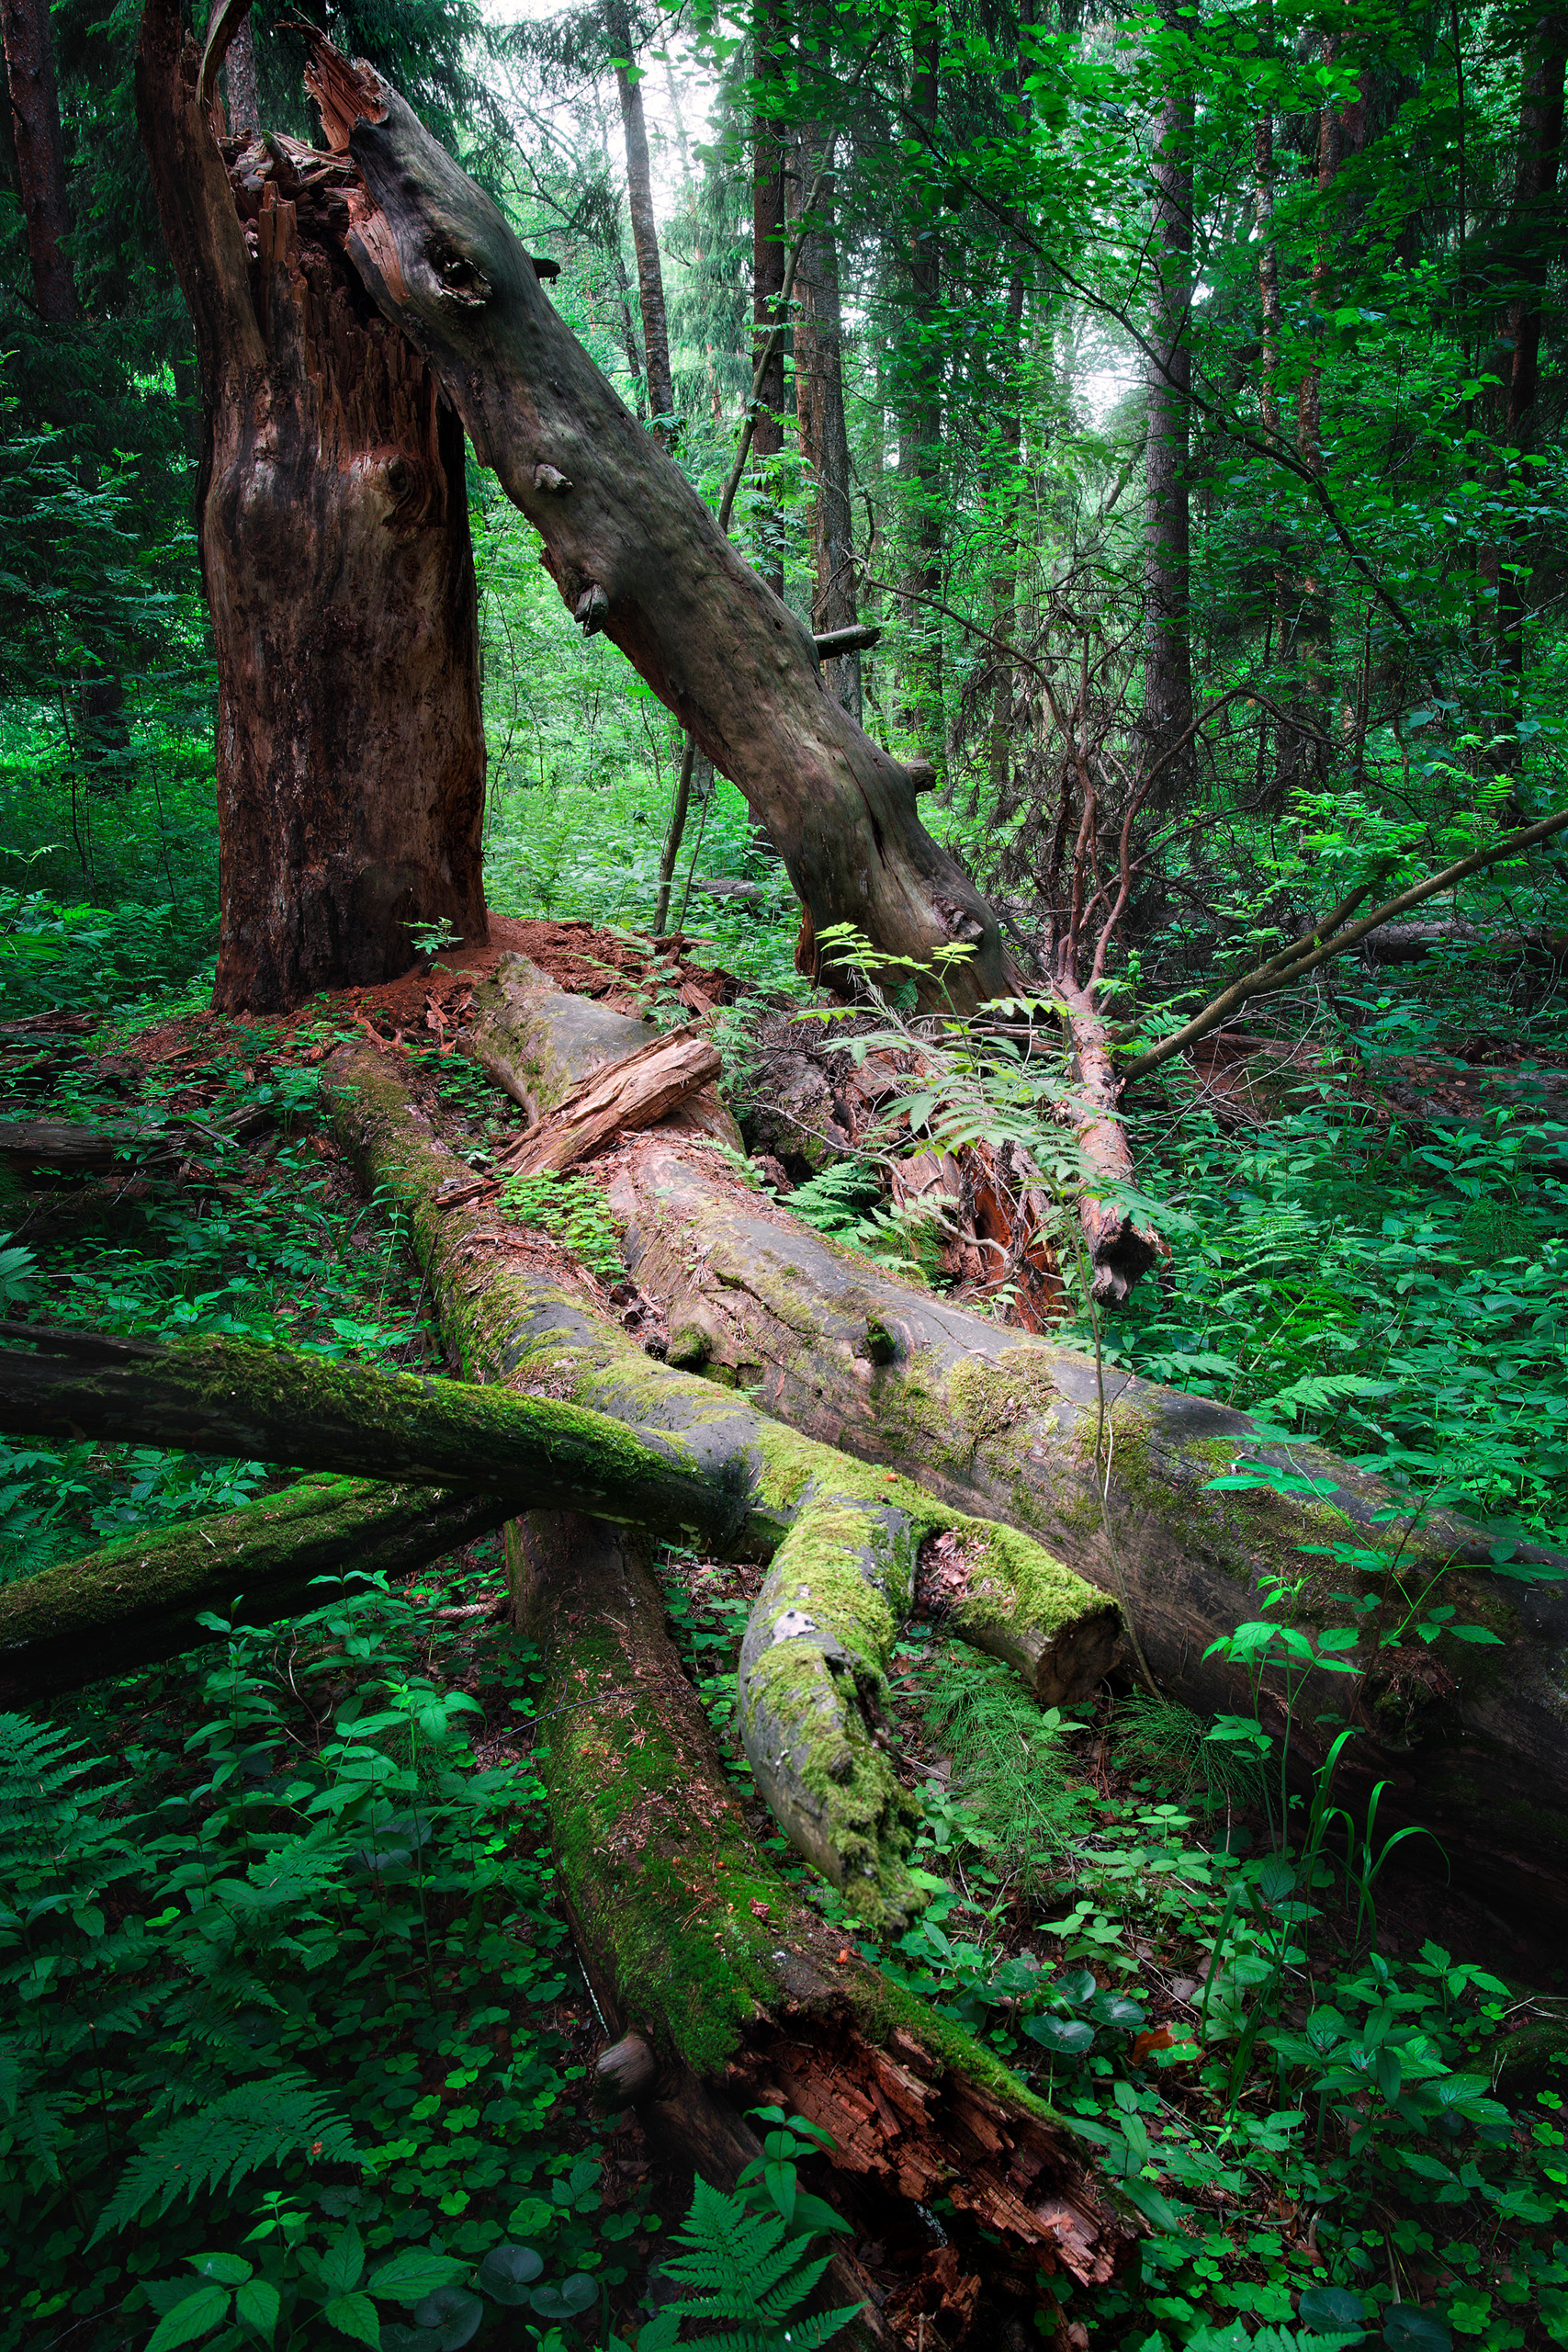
(0, 1473, 508, 1706)
(299, 34, 1012, 1012)
(135, 0, 488, 1012)
(898, 8, 944, 772)
(0, 0, 78, 323)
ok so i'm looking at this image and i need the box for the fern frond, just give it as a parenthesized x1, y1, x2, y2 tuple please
(89, 2070, 359, 2242)
(660, 2176, 858, 2352)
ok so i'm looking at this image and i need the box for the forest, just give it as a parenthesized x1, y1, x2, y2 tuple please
(3, 0, 1568, 2344)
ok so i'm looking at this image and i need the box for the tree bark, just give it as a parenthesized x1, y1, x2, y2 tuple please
(751, 0, 788, 594)
(614, 45, 675, 442)
(600, 1128, 1568, 1954)
(789, 115, 862, 725)
(512, 1509, 1134, 2325)
(0, 0, 78, 323)
(298, 35, 1015, 1012)
(985, 266, 1026, 816)
(1499, 12, 1568, 689)
(898, 11, 944, 771)
(0, 1474, 508, 1706)
(136, 0, 488, 1013)
(1143, 0, 1193, 808)
(223, 10, 258, 140)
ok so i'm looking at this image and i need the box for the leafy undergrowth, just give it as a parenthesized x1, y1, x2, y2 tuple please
(0, 1548, 676, 2352)
(659, 1558, 1568, 2352)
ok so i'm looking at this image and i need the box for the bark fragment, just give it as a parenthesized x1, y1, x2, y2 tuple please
(493, 1025, 724, 1178)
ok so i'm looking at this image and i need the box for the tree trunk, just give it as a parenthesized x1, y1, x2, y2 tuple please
(614, 46, 675, 442)
(597, 1128, 1568, 1958)
(512, 1509, 1133, 2324)
(985, 266, 1026, 816)
(223, 10, 258, 140)
(789, 116, 862, 725)
(135, 0, 488, 1013)
(898, 11, 944, 772)
(301, 35, 1012, 1012)
(751, 0, 788, 594)
(1143, 0, 1193, 807)
(0, 1473, 508, 1706)
(1499, 11, 1568, 689)
(0, 0, 78, 323)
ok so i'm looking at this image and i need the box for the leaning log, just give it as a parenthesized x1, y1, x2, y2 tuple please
(601, 1129, 1568, 1944)
(494, 1024, 722, 1177)
(295, 33, 1016, 1014)
(312, 1048, 1119, 1922)
(0, 1474, 509, 1705)
(513, 1510, 1134, 2327)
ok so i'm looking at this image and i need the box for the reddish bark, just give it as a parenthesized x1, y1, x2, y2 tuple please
(136, 0, 487, 1012)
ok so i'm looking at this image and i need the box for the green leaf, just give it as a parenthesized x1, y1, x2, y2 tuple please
(321, 2290, 382, 2347)
(475, 2244, 544, 2304)
(1382, 2312, 1451, 2352)
(234, 2277, 281, 2340)
(371, 2247, 469, 2305)
(188, 2256, 253, 2287)
(1300, 2288, 1367, 2333)
(320, 2224, 367, 2297)
(531, 2275, 599, 2319)
(147, 2286, 233, 2352)
(410, 2287, 485, 2348)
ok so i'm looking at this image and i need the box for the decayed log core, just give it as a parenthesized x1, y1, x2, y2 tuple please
(467, 952, 742, 1151)
(296, 34, 1017, 1015)
(0, 1474, 508, 1704)
(606, 1130, 1568, 1943)
(510, 1508, 1134, 2336)
(1053, 976, 1168, 1306)
(316, 1048, 1120, 1923)
(495, 1024, 723, 1177)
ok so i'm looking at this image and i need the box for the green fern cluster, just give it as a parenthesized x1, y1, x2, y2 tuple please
(649, 2174, 861, 2352)
(89, 2075, 359, 2243)
(921, 1648, 1089, 1883)
(784, 1159, 951, 1283)
(498, 1169, 626, 1283)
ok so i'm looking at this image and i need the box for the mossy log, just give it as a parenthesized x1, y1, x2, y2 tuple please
(0, 1474, 508, 1705)
(605, 1132, 1568, 1941)
(316, 1049, 1120, 1924)
(509, 1508, 1134, 2331)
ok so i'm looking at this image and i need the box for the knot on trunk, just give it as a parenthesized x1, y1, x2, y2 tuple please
(575, 583, 610, 635)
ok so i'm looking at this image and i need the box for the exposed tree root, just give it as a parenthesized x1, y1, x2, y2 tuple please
(509, 1508, 1134, 2342)
(0, 1474, 508, 1705)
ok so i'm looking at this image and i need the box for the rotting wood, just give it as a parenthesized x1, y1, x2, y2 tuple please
(602, 1126, 1568, 1951)
(293, 31, 1018, 1015)
(494, 1024, 723, 1178)
(510, 1507, 1134, 2339)
(0, 1474, 509, 1705)
(315, 1047, 1120, 1923)
(136, 0, 488, 1011)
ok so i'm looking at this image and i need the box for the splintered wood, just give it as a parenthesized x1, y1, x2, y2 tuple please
(495, 1024, 721, 1178)
(731, 2022, 1122, 2310)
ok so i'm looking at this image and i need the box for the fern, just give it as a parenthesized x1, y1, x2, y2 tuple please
(89, 2071, 360, 2242)
(0, 1712, 94, 1860)
(781, 1159, 884, 1237)
(658, 2176, 862, 2352)
(922, 1648, 1088, 1884)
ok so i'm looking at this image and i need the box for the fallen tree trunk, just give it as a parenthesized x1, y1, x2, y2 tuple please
(315, 1049, 1118, 1919)
(0, 1172, 1119, 1925)
(0, 1474, 508, 1705)
(603, 1129, 1568, 1945)
(295, 33, 1017, 1016)
(512, 1509, 1134, 2331)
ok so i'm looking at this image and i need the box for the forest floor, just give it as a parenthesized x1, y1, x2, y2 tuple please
(5, 936, 1568, 2352)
